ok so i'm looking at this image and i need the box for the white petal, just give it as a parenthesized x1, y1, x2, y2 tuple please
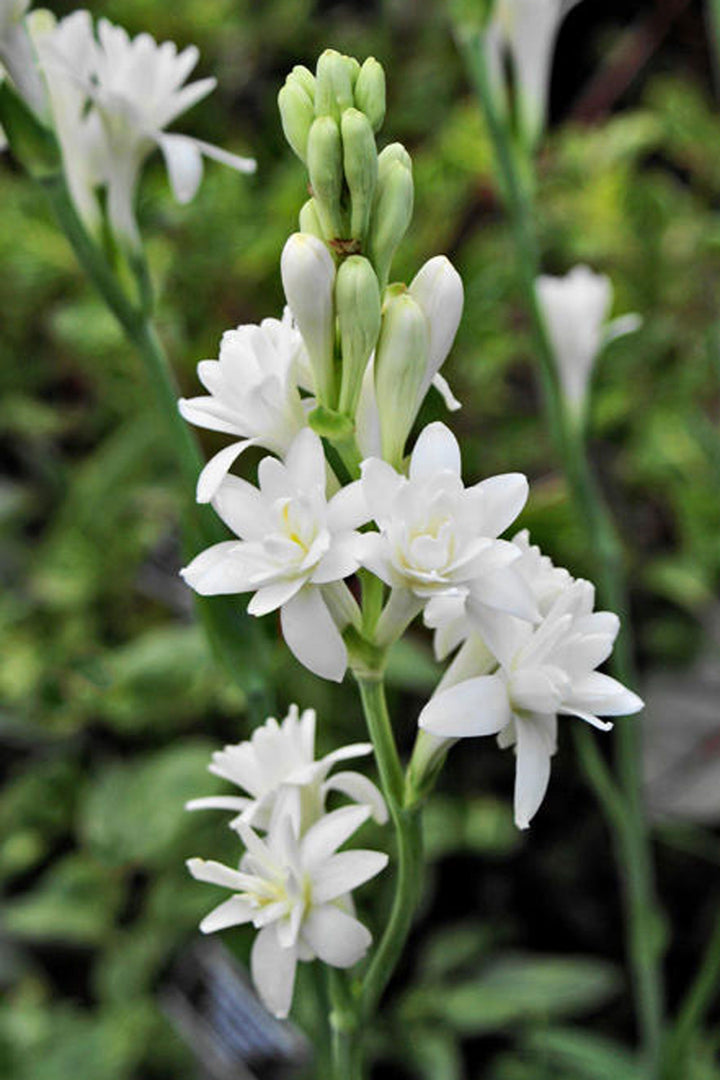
(186, 857, 256, 892)
(323, 771, 388, 825)
(158, 133, 204, 204)
(280, 588, 348, 682)
(185, 796, 251, 813)
(469, 472, 529, 536)
(360, 458, 404, 523)
(301, 804, 371, 869)
(196, 439, 260, 503)
(301, 904, 372, 968)
(327, 480, 370, 531)
(419, 675, 511, 738)
(564, 672, 644, 717)
(513, 713, 554, 830)
(191, 136, 257, 174)
(248, 576, 305, 616)
(602, 313, 642, 348)
(310, 534, 361, 584)
(178, 395, 244, 436)
(181, 541, 255, 595)
(199, 895, 255, 933)
(251, 924, 298, 1018)
(432, 372, 462, 411)
(312, 850, 389, 904)
(409, 421, 461, 481)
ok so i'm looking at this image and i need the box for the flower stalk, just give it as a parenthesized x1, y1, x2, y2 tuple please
(451, 18, 665, 1075)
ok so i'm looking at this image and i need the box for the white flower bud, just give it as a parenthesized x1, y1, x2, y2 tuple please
(341, 107, 377, 243)
(336, 255, 382, 417)
(307, 114, 344, 240)
(374, 290, 429, 466)
(409, 255, 464, 401)
(353, 56, 385, 132)
(281, 233, 337, 406)
(368, 157, 414, 287)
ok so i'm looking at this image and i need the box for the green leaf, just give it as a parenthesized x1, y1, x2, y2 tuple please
(400, 954, 622, 1035)
(522, 1027, 640, 1080)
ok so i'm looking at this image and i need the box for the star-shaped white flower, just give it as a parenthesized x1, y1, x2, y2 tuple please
(178, 308, 309, 503)
(181, 428, 369, 682)
(420, 579, 643, 828)
(187, 800, 388, 1018)
(186, 704, 387, 831)
(357, 422, 536, 644)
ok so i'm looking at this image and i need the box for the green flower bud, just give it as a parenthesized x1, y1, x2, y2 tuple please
(278, 77, 314, 162)
(341, 107, 377, 244)
(377, 141, 412, 181)
(336, 255, 382, 418)
(368, 158, 414, 288)
(298, 197, 325, 240)
(291, 64, 316, 101)
(307, 115, 345, 240)
(374, 291, 429, 467)
(354, 57, 386, 133)
(345, 55, 361, 88)
(315, 48, 354, 119)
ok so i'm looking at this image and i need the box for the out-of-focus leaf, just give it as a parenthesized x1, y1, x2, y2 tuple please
(400, 954, 621, 1034)
(404, 1028, 463, 1080)
(522, 1027, 640, 1080)
(417, 922, 494, 982)
(423, 794, 521, 859)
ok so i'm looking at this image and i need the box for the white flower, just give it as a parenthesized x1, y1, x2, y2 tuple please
(486, 0, 584, 147)
(39, 14, 256, 246)
(178, 308, 308, 503)
(420, 578, 643, 828)
(357, 422, 536, 644)
(536, 265, 642, 411)
(186, 703, 388, 830)
(187, 800, 388, 1018)
(0, 0, 48, 115)
(181, 428, 369, 682)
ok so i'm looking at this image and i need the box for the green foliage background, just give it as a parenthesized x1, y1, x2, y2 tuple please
(1, 1, 719, 1077)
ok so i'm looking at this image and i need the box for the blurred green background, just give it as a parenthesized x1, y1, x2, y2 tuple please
(1, 0, 720, 1077)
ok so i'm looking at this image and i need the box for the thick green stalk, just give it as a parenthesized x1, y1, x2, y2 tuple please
(453, 23, 665, 1075)
(39, 172, 273, 717)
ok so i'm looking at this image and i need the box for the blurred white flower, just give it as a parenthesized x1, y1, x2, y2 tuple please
(178, 308, 309, 503)
(358, 421, 536, 644)
(38, 13, 255, 246)
(181, 428, 369, 682)
(420, 578, 643, 828)
(536, 265, 642, 412)
(186, 703, 387, 830)
(486, 0, 584, 147)
(187, 800, 388, 1018)
(0, 0, 47, 114)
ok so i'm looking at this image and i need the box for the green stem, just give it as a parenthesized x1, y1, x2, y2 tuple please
(327, 969, 363, 1080)
(40, 171, 273, 717)
(454, 23, 665, 1076)
(354, 673, 423, 1021)
(667, 910, 720, 1071)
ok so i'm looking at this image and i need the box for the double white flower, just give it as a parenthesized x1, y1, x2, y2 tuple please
(32, 11, 256, 244)
(187, 704, 387, 832)
(188, 799, 388, 1018)
(536, 265, 642, 413)
(181, 428, 369, 682)
(357, 421, 536, 645)
(178, 308, 308, 503)
(420, 549, 643, 828)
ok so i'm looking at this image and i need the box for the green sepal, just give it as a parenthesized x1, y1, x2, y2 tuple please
(308, 404, 355, 441)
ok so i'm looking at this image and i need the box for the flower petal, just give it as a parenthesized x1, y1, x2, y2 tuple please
(158, 132, 204, 203)
(199, 895, 255, 933)
(251, 924, 298, 1018)
(301, 804, 371, 869)
(196, 438, 260, 504)
(419, 675, 511, 738)
(312, 850, 389, 904)
(280, 587, 348, 682)
(322, 770, 388, 825)
(301, 904, 372, 968)
(409, 422, 461, 482)
(512, 713, 554, 830)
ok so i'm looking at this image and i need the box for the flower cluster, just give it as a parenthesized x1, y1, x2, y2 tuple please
(1, 3, 255, 245)
(187, 706, 388, 1017)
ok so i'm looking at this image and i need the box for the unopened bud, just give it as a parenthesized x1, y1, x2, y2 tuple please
(409, 256, 464, 400)
(298, 197, 325, 240)
(368, 158, 414, 287)
(377, 142, 412, 181)
(281, 233, 337, 406)
(345, 55, 361, 88)
(278, 77, 314, 162)
(336, 255, 382, 418)
(291, 64, 316, 101)
(315, 48, 354, 119)
(374, 291, 429, 466)
(307, 115, 344, 240)
(354, 57, 385, 133)
(341, 108, 377, 243)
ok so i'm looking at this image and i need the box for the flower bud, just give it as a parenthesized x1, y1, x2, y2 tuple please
(291, 64, 316, 101)
(315, 48, 354, 119)
(353, 57, 385, 133)
(281, 233, 337, 407)
(307, 115, 344, 240)
(368, 158, 414, 288)
(374, 291, 429, 466)
(377, 141, 412, 180)
(336, 255, 382, 418)
(409, 255, 464, 400)
(341, 107, 377, 243)
(278, 76, 314, 163)
(298, 197, 324, 240)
